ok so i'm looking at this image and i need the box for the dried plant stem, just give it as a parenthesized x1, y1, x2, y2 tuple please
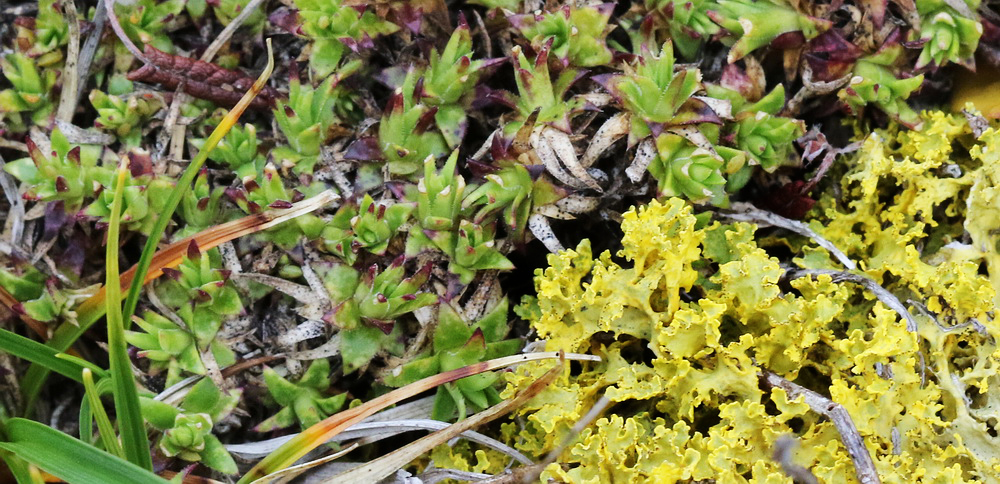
(54, 0, 80, 123)
(788, 269, 918, 332)
(201, 0, 267, 62)
(722, 203, 856, 270)
(76, 1, 106, 102)
(238, 352, 598, 483)
(102, 0, 150, 64)
(325, 357, 565, 483)
(762, 371, 880, 484)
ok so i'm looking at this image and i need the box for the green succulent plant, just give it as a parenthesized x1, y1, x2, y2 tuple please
(707, 84, 804, 171)
(197, 122, 265, 178)
(379, 71, 449, 177)
(407, 150, 465, 232)
(403, 153, 514, 283)
(140, 379, 240, 473)
(126, 249, 242, 385)
(4, 129, 108, 212)
(126, 311, 235, 387)
(257, 359, 347, 432)
(0, 264, 97, 325)
(650, 133, 745, 205)
(604, 41, 707, 143)
(321, 194, 414, 264)
(709, 0, 830, 62)
(640, 0, 722, 59)
(230, 163, 326, 247)
(90, 90, 163, 146)
(839, 41, 925, 128)
(322, 259, 437, 373)
(115, 0, 185, 53)
(384, 299, 520, 421)
(0, 52, 57, 130)
(294, 0, 399, 78)
(422, 20, 496, 148)
(462, 163, 564, 242)
(84, 171, 174, 234)
(510, 4, 615, 68)
(913, 0, 982, 69)
(273, 75, 341, 174)
(505, 43, 585, 135)
(210, 0, 266, 33)
(14, 0, 69, 61)
(178, 169, 226, 233)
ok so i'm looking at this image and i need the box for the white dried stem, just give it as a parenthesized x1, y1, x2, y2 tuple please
(54, 0, 81, 123)
(763, 371, 881, 484)
(722, 202, 856, 270)
(788, 269, 918, 332)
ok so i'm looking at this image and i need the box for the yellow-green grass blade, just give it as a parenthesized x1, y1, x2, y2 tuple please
(105, 156, 152, 469)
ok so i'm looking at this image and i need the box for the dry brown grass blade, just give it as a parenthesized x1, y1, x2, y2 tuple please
(325, 354, 565, 483)
(73, 190, 338, 326)
(238, 351, 599, 483)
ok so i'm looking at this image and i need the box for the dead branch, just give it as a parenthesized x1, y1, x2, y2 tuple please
(720, 203, 857, 270)
(788, 269, 918, 332)
(762, 371, 881, 484)
(773, 435, 820, 484)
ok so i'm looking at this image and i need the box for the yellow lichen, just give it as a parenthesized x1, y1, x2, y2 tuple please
(505, 110, 1000, 482)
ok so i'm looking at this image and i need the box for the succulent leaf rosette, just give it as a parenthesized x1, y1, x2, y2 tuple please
(510, 4, 615, 67)
(379, 71, 449, 177)
(322, 194, 413, 264)
(604, 41, 711, 143)
(640, 0, 722, 59)
(324, 259, 437, 373)
(651, 134, 744, 205)
(0, 52, 57, 129)
(405, 152, 514, 283)
(913, 0, 982, 68)
(709, 0, 830, 62)
(707, 84, 804, 171)
(257, 359, 347, 432)
(4, 129, 108, 212)
(294, 0, 398, 78)
(462, 163, 564, 242)
(273, 75, 341, 174)
(504, 42, 586, 136)
(422, 18, 501, 147)
(384, 299, 520, 421)
(115, 0, 185, 52)
(140, 379, 240, 473)
(839, 35, 925, 128)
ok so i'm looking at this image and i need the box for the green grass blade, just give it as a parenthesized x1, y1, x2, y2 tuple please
(0, 406, 44, 484)
(105, 158, 152, 470)
(120, 39, 275, 326)
(82, 368, 125, 460)
(0, 418, 167, 484)
(0, 328, 97, 384)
